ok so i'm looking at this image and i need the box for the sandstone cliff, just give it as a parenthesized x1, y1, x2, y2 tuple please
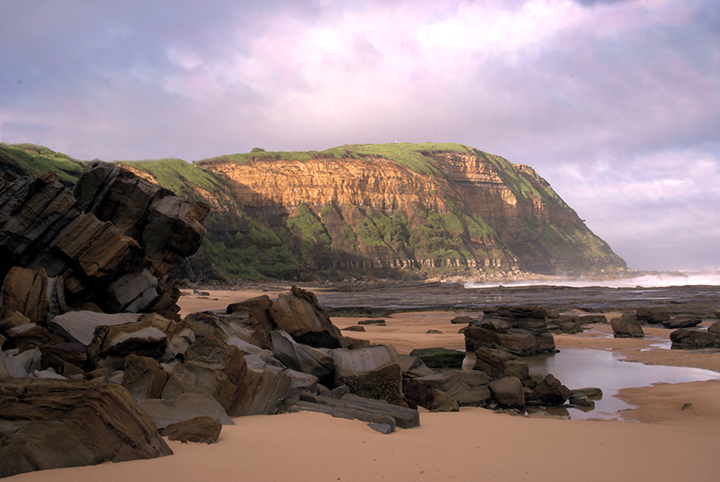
(1, 142, 626, 280)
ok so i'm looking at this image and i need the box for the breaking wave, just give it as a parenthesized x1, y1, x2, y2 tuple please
(465, 272, 720, 289)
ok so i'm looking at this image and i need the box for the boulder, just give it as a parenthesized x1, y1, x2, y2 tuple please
(412, 370, 491, 406)
(269, 286, 348, 349)
(138, 392, 234, 429)
(610, 314, 644, 338)
(636, 307, 670, 324)
(5, 322, 65, 348)
(159, 416, 222, 444)
(403, 379, 459, 412)
(473, 347, 536, 388)
(229, 367, 292, 416)
(162, 337, 248, 412)
(271, 330, 335, 381)
(331, 345, 403, 405)
(526, 374, 571, 406)
(0, 266, 48, 325)
(408, 347, 466, 368)
(123, 354, 170, 400)
(488, 376, 525, 408)
(0, 310, 31, 332)
(342, 325, 365, 332)
(0, 378, 172, 478)
(670, 329, 720, 349)
(709, 322, 720, 334)
(662, 315, 703, 329)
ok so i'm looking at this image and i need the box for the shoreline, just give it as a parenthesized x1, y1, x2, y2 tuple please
(10, 287, 720, 481)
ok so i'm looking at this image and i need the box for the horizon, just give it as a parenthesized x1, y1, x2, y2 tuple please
(1, 0, 718, 272)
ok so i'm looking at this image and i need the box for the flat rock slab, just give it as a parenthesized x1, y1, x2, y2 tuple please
(50, 311, 141, 346)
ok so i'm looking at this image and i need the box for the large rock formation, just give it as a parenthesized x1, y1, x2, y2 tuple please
(1, 142, 626, 281)
(0, 162, 208, 317)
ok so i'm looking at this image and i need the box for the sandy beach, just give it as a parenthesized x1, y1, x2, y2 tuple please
(10, 288, 720, 482)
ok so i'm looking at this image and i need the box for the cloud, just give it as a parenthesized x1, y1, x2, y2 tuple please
(1, 0, 719, 270)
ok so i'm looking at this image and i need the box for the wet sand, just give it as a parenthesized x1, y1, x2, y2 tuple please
(11, 288, 720, 482)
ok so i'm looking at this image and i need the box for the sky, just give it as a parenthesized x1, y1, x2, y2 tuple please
(1, 0, 719, 272)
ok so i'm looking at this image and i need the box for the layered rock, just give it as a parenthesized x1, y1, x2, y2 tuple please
(0, 378, 172, 478)
(0, 163, 208, 316)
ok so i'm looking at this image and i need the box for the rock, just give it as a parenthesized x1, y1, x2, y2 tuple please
(271, 331, 335, 381)
(342, 325, 366, 332)
(160, 416, 222, 444)
(526, 374, 571, 406)
(358, 319, 386, 326)
(610, 313, 644, 338)
(569, 387, 603, 399)
(403, 379, 459, 412)
(398, 354, 435, 379)
(225, 335, 262, 355)
(35, 341, 87, 371)
(226, 295, 274, 349)
(709, 322, 720, 334)
(0, 349, 30, 377)
(578, 314, 607, 325)
(464, 306, 555, 356)
(123, 354, 170, 400)
(426, 329, 443, 334)
(488, 376, 525, 408)
(291, 391, 420, 432)
(6, 322, 65, 348)
(0, 266, 48, 325)
(73, 161, 208, 279)
(408, 347, 466, 368)
(269, 286, 348, 349)
(138, 392, 234, 429)
(568, 394, 595, 407)
(32, 368, 66, 379)
(636, 307, 670, 324)
(87, 318, 171, 368)
(12, 347, 42, 375)
(413, 370, 491, 406)
(0, 378, 172, 478)
(450, 315, 479, 324)
(472, 347, 536, 388)
(283, 367, 319, 392)
(0, 310, 31, 332)
(162, 337, 247, 412)
(662, 315, 703, 329)
(230, 367, 292, 416)
(331, 345, 403, 404)
(49, 310, 141, 346)
(670, 329, 720, 349)
(549, 315, 582, 334)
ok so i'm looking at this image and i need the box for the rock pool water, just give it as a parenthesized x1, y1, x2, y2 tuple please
(524, 348, 720, 420)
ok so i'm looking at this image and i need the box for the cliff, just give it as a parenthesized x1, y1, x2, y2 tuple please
(0, 142, 626, 280)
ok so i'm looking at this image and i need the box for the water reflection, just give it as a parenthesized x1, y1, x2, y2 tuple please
(525, 348, 720, 420)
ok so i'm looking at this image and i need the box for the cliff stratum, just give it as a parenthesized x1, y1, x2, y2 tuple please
(0, 142, 626, 280)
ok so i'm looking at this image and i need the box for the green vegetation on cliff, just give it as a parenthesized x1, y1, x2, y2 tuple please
(0, 143, 85, 185)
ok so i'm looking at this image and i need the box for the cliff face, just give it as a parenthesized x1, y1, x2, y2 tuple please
(1, 142, 626, 280)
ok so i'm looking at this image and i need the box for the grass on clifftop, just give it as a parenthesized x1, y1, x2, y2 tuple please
(198, 142, 484, 177)
(1, 143, 85, 185)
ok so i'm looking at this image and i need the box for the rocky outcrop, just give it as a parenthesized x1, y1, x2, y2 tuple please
(0, 164, 208, 317)
(0, 378, 172, 478)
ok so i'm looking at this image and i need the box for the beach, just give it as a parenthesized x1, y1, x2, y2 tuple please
(9, 288, 720, 482)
